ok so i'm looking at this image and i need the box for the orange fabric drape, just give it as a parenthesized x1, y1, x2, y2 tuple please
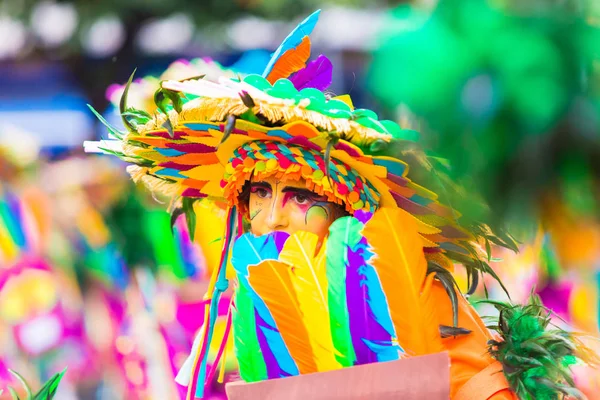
(431, 282, 517, 399)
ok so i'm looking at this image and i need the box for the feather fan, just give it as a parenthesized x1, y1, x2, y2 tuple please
(362, 208, 444, 356)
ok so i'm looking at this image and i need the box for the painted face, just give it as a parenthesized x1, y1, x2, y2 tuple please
(248, 176, 339, 241)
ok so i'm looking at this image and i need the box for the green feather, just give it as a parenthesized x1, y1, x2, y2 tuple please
(8, 387, 19, 400)
(5, 369, 66, 400)
(232, 284, 267, 382)
(8, 370, 32, 399)
(427, 261, 460, 327)
(33, 369, 66, 400)
(325, 216, 361, 367)
(182, 197, 196, 241)
(87, 104, 125, 140)
(120, 69, 138, 133)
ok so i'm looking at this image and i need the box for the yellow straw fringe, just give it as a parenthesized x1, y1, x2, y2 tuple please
(126, 165, 179, 198)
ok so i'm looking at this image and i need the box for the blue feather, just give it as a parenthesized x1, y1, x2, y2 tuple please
(362, 339, 403, 362)
(262, 10, 321, 78)
(231, 233, 299, 378)
(372, 158, 407, 177)
(358, 244, 397, 339)
(155, 168, 185, 178)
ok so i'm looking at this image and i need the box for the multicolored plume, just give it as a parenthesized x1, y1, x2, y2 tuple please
(227, 208, 447, 385)
(327, 215, 401, 365)
(263, 10, 320, 84)
(485, 295, 600, 400)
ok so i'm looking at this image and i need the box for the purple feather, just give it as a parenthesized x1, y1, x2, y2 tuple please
(158, 162, 196, 171)
(166, 142, 215, 153)
(346, 243, 393, 365)
(181, 188, 207, 198)
(153, 130, 187, 139)
(353, 210, 373, 224)
(254, 310, 293, 378)
(289, 55, 333, 91)
(271, 231, 290, 253)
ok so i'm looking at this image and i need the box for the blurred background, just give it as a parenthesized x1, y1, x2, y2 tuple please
(1, 0, 600, 398)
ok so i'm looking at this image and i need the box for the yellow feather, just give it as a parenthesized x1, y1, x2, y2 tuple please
(420, 234, 440, 248)
(137, 150, 169, 162)
(182, 164, 225, 181)
(248, 260, 317, 374)
(279, 232, 342, 372)
(199, 180, 225, 197)
(184, 136, 220, 146)
(362, 208, 444, 356)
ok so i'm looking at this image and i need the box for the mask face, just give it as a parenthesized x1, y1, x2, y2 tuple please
(247, 175, 339, 241)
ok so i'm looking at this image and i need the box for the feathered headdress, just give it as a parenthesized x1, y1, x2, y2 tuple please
(86, 9, 518, 398)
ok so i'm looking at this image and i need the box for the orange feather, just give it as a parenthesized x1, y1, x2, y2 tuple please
(266, 37, 311, 84)
(362, 208, 444, 356)
(248, 260, 317, 374)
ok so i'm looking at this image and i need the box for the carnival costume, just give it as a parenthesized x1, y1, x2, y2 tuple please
(87, 10, 594, 400)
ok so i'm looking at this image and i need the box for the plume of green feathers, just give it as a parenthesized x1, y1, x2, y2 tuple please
(483, 295, 598, 400)
(3, 369, 66, 400)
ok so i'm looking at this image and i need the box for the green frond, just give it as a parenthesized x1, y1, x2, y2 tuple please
(120, 69, 138, 133)
(483, 295, 593, 400)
